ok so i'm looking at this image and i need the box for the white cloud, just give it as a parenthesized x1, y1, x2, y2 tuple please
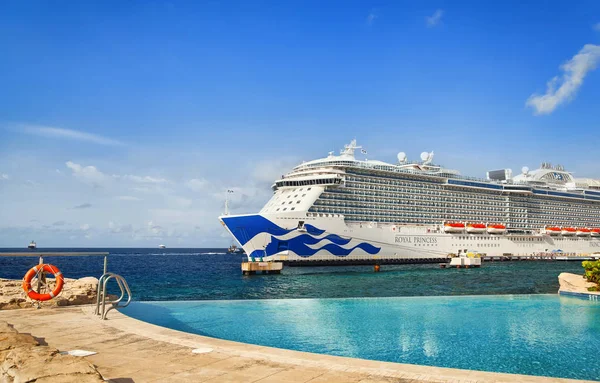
(252, 158, 297, 184)
(80, 223, 91, 231)
(67, 161, 169, 188)
(108, 221, 133, 234)
(186, 178, 210, 192)
(147, 221, 164, 236)
(66, 161, 107, 185)
(0, 174, 8, 180)
(117, 174, 169, 184)
(18, 124, 124, 146)
(526, 44, 600, 115)
(116, 195, 141, 201)
(594, 23, 600, 32)
(426, 9, 444, 27)
(73, 202, 92, 209)
(366, 11, 377, 25)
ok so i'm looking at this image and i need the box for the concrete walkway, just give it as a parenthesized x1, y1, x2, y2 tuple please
(0, 306, 593, 383)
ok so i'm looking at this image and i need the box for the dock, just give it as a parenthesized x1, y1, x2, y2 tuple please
(283, 257, 444, 266)
(241, 261, 283, 275)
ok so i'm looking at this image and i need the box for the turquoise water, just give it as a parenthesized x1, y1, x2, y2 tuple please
(125, 295, 600, 381)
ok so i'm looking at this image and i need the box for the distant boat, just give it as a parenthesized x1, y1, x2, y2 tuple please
(227, 244, 245, 254)
(158, 244, 166, 249)
(28, 240, 36, 249)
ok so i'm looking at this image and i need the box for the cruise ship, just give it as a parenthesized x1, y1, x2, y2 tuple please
(220, 140, 600, 264)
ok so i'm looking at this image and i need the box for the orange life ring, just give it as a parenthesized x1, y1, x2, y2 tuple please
(22, 264, 64, 301)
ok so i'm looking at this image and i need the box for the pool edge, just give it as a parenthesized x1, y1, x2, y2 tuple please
(96, 305, 597, 383)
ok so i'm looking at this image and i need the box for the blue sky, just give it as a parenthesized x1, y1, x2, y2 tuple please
(1, 0, 599, 247)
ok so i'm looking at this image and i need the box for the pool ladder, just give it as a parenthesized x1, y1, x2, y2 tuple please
(94, 272, 132, 320)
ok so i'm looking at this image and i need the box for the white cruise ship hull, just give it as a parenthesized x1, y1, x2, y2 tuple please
(220, 213, 600, 263)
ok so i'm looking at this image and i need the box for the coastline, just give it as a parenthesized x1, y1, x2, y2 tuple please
(1, 304, 596, 383)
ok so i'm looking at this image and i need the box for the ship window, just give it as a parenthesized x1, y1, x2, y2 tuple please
(294, 195, 298, 197)
(276, 208, 280, 211)
(297, 201, 301, 204)
(308, 188, 312, 190)
(283, 208, 287, 211)
(291, 207, 295, 210)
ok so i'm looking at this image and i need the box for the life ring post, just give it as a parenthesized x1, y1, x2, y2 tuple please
(23, 264, 65, 303)
(36, 255, 43, 309)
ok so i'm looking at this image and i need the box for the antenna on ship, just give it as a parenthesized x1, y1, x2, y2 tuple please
(340, 139, 362, 157)
(224, 189, 234, 215)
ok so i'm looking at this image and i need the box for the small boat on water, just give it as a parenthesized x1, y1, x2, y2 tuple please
(158, 244, 166, 249)
(28, 240, 36, 249)
(227, 244, 245, 254)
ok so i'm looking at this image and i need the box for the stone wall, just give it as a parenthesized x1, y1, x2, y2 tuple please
(0, 321, 103, 382)
(0, 277, 100, 310)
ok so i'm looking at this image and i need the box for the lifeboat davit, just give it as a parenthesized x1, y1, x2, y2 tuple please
(444, 222, 465, 233)
(562, 227, 576, 236)
(591, 228, 600, 237)
(576, 228, 591, 236)
(466, 223, 486, 234)
(487, 224, 506, 234)
(543, 226, 561, 235)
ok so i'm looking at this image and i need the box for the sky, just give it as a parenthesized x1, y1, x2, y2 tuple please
(1, 0, 599, 247)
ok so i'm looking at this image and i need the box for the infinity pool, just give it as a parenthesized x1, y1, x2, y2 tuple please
(124, 295, 600, 381)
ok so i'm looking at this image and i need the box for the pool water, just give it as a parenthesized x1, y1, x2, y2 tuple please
(124, 295, 600, 381)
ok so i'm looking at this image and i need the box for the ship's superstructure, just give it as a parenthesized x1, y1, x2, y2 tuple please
(220, 140, 600, 263)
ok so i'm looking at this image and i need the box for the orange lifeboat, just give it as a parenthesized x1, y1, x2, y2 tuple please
(487, 224, 506, 234)
(543, 226, 561, 235)
(444, 222, 465, 233)
(561, 227, 576, 236)
(576, 228, 591, 236)
(466, 223, 486, 234)
(591, 228, 600, 237)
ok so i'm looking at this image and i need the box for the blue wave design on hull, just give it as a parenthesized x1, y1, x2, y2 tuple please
(222, 215, 295, 245)
(303, 224, 325, 236)
(222, 214, 380, 258)
(275, 233, 352, 246)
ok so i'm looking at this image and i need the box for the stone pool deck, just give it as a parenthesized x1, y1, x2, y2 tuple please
(0, 305, 594, 383)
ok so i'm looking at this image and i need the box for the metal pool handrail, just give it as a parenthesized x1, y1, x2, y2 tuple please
(95, 272, 132, 320)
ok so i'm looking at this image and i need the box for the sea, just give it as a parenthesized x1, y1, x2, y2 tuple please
(0, 248, 585, 300)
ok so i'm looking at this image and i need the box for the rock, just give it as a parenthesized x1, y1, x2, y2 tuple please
(0, 322, 18, 334)
(0, 277, 101, 310)
(558, 272, 600, 294)
(0, 321, 103, 382)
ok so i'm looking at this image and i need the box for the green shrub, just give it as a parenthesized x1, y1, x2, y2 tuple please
(582, 261, 600, 290)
